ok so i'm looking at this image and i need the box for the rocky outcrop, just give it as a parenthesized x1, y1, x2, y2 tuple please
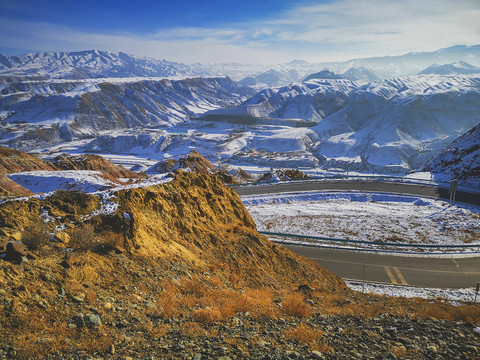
(147, 151, 240, 184)
(0, 147, 144, 197)
(113, 171, 340, 290)
(259, 169, 310, 182)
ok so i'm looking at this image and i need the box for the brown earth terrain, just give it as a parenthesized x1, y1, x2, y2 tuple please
(0, 171, 479, 359)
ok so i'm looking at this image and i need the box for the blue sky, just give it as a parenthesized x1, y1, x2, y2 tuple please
(1, 0, 479, 64)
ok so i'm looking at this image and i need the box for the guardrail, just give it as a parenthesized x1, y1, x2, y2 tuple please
(259, 230, 480, 250)
(230, 175, 480, 194)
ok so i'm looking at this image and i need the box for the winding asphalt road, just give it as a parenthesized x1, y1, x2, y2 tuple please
(233, 181, 480, 289)
(234, 180, 480, 206)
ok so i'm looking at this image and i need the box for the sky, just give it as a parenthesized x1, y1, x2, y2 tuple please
(0, 0, 479, 64)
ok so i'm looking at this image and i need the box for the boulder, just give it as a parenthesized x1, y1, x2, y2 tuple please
(4, 242, 34, 263)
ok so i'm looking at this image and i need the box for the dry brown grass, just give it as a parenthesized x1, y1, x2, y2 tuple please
(147, 324, 171, 339)
(99, 231, 125, 251)
(284, 322, 329, 351)
(281, 293, 312, 318)
(21, 219, 50, 251)
(156, 284, 181, 319)
(69, 223, 97, 251)
(192, 307, 223, 323)
(181, 321, 207, 338)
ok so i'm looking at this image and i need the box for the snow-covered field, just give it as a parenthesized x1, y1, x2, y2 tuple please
(346, 281, 479, 304)
(8, 170, 116, 193)
(243, 191, 480, 250)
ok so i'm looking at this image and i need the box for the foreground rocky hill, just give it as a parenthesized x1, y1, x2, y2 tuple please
(0, 171, 479, 359)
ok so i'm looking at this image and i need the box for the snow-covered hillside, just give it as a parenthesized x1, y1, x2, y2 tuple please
(204, 79, 361, 123)
(201, 75, 480, 173)
(418, 123, 480, 183)
(0, 77, 255, 148)
(312, 75, 480, 172)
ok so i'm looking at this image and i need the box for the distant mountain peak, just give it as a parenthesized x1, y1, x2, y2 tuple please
(419, 61, 480, 75)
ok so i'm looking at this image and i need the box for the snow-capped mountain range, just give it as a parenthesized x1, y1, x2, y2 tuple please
(419, 61, 480, 75)
(1, 45, 479, 83)
(1, 45, 480, 179)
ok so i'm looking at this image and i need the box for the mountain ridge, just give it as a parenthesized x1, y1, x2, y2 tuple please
(1, 44, 479, 81)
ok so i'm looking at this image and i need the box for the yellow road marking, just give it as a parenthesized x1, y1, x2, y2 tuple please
(304, 256, 480, 275)
(384, 266, 398, 285)
(393, 267, 408, 285)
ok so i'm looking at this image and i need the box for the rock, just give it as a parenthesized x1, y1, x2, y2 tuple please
(5, 242, 29, 262)
(58, 287, 66, 297)
(217, 357, 231, 360)
(71, 295, 85, 303)
(84, 313, 101, 328)
(463, 345, 478, 353)
(54, 232, 70, 244)
(436, 339, 447, 347)
(297, 284, 315, 292)
(193, 354, 202, 360)
(231, 317, 243, 327)
(61, 252, 73, 268)
(310, 351, 324, 359)
(145, 301, 156, 310)
(286, 351, 301, 358)
(72, 313, 85, 328)
(104, 302, 113, 310)
(41, 273, 53, 282)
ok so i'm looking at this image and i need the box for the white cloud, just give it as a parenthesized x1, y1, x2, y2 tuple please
(263, 0, 480, 59)
(0, 18, 288, 64)
(0, 0, 479, 63)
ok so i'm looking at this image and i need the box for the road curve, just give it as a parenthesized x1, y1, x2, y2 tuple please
(233, 180, 480, 206)
(233, 180, 480, 288)
(284, 244, 480, 289)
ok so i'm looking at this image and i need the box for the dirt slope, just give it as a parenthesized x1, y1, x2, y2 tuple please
(0, 147, 56, 173)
